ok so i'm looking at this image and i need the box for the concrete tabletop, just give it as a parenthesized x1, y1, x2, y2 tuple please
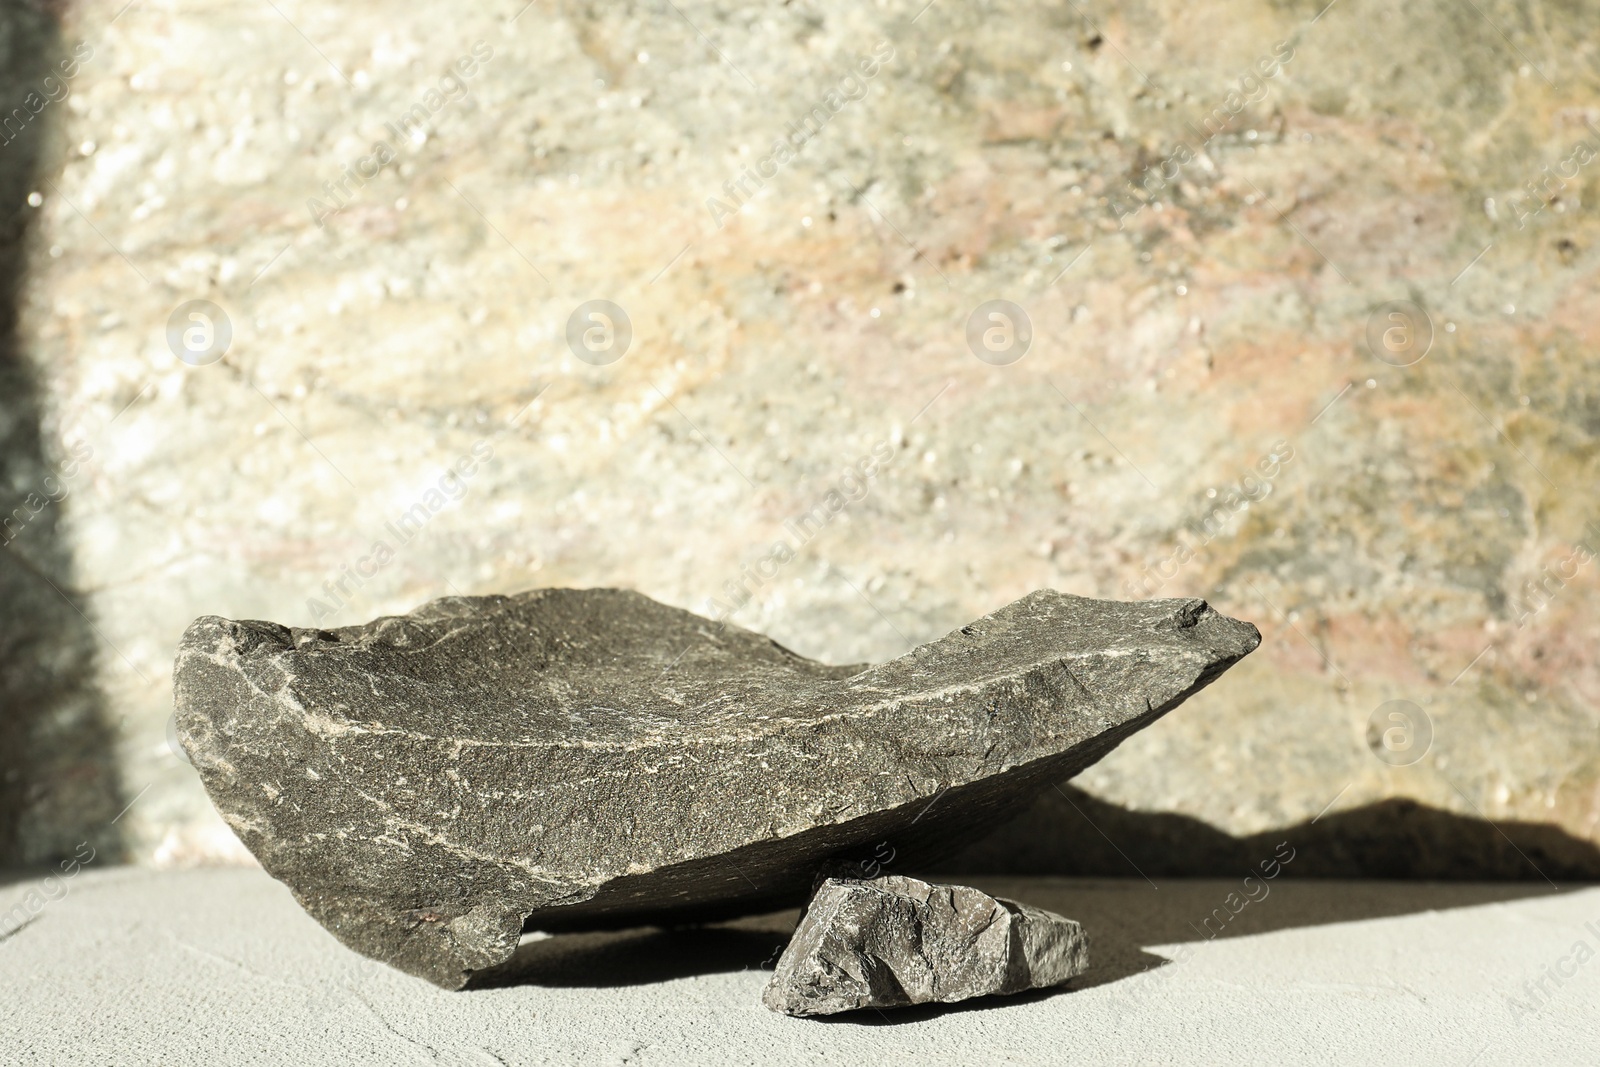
(3, 868, 1596, 1065)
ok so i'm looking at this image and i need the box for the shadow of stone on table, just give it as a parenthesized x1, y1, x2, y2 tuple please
(0, 0, 125, 868)
(808, 980, 1090, 1027)
(808, 874, 1567, 1018)
(468, 788, 1590, 1003)
(965, 876, 1566, 993)
(467, 915, 796, 989)
(929, 786, 1596, 995)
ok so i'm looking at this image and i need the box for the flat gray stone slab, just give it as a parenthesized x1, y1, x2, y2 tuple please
(3, 869, 1590, 1066)
(764, 874, 1089, 1015)
(174, 588, 1258, 988)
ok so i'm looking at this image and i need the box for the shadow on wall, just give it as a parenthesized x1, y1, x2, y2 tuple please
(939, 784, 1600, 881)
(467, 789, 1593, 999)
(0, 1, 123, 867)
(469, 872, 1570, 997)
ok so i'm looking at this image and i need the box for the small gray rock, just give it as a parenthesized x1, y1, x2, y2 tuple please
(174, 587, 1256, 988)
(764, 874, 1089, 1016)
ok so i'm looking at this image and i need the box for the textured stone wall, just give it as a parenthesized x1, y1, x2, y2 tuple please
(0, 0, 125, 867)
(4, 0, 1598, 874)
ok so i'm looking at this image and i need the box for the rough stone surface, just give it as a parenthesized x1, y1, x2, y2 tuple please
(763, 873, 1089, 1016)
(6, 0, 1600, 878)
(174, 587, 1257, 988)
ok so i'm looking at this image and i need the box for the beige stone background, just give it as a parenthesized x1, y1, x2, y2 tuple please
(2, 0, 1598, 877)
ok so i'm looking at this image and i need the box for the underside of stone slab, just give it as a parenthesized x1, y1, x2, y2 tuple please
(174, 587, 1259, 988)
(763, 874, 1090, 1016)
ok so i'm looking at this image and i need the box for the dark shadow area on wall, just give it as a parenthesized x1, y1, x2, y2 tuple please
(819, 877, 1568, 1020)
(0, 0, 123, 867)
(471, 792, 1597, 995)
(471, 875, 1567, 997)
(939, 784, 1600, 881)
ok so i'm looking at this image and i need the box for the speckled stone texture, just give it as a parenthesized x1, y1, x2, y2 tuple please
(174, 587, 1255, 987)
(763, 874, 1090, 1016)
(6, 0, 1600, 875)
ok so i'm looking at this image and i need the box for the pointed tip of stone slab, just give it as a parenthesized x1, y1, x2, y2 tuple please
(762, 874, 1091, 1016)
(174, 587, 1255, 988)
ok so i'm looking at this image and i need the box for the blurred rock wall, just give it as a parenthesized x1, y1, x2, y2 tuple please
(5, 0, 1599, 874)
(0, 0, 123, 868)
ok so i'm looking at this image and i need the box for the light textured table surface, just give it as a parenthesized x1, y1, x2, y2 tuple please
(3, 868, 1597, 1065)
